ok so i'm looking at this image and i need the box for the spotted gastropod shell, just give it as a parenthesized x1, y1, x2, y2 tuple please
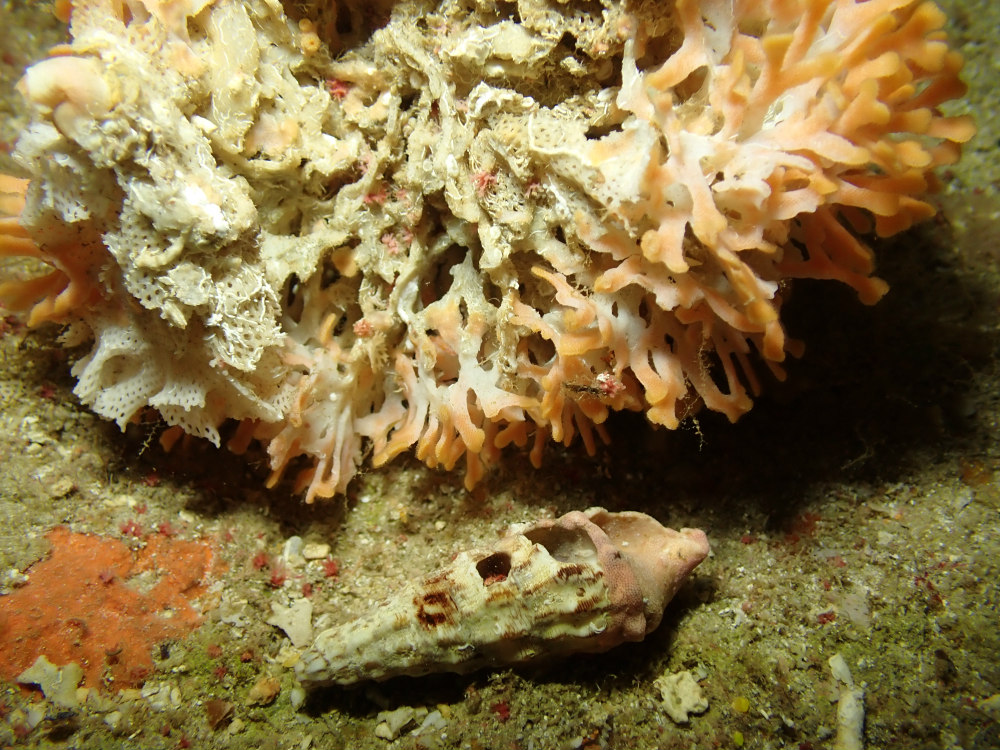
(295, 508, 709, 685)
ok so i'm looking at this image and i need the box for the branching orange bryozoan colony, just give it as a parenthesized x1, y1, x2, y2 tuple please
(0, 0, 974, 500)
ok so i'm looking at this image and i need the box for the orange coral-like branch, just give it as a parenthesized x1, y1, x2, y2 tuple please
(0, 176, 110, 327)
(2, 0, 974, 503)
(590, 0, 974, 431)
(144, 0, 979, 500)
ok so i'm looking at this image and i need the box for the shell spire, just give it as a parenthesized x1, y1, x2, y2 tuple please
(295, 508, 709, 686)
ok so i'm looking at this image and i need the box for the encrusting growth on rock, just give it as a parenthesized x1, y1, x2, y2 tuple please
(295, 508, 710, 685)
(0, 527, 221, 690)
(0, 0, 974, 499)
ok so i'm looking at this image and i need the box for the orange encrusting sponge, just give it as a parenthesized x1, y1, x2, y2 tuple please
(0, 527, 223, 690)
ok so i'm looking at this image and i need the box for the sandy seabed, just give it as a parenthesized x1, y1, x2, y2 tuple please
(0, 1, 998, 748)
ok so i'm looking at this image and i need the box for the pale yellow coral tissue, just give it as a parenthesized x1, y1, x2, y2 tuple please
(0, 0, 976, 500)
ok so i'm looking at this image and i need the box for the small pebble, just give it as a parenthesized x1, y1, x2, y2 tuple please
(247, 675, 281, 706)
(50, 477, 75, 498)
(374, 706, 426, 741)
(655, 669, 708, 724)
(17, 656, 84, 709)
(205, 699, 234, 729)
(282, 536, 305, 565)
(302, 542, 330, 560)
(266, 599, 313, 647)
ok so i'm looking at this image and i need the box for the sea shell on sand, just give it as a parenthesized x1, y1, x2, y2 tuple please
(295, 508, 710, 686)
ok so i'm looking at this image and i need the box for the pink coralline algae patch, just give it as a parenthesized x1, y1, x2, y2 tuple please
(0, 527, 224, 690)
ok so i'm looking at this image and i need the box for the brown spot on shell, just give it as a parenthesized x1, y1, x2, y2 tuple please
(519, 563, 594, 597)
(555, 563, 587, 580)
(415, 589, 457, 629)
(422, 590, 453, 608)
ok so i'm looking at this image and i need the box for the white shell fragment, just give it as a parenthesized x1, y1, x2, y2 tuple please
(295, 508, 710, 685)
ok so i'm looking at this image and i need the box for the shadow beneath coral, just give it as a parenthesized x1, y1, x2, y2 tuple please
(108, 419, 349, 535)
(499, 216, 997, 534)
(83, 212, 997, 542)
(301, 671, 473, 718)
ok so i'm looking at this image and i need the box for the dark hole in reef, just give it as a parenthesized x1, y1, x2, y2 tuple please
(45, 716, 81, 743)
(496, 0, 520, 23)
(788, 230, 810, 262)
(636, 30, 681, 73)
(637, 296, 652, 323)
(476, 551, 512, 582)
(332, 312, 348, 337)
(284, 273, 305, 322)
(585, 120, 624, 139)
(557, 31, 578, 52)
(400, 91, 418, 111)
(321, 257, 342, 289)
(336, 6, 354, 36)
(421, 243, 466, 305)
(525, 333, 556, 366)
